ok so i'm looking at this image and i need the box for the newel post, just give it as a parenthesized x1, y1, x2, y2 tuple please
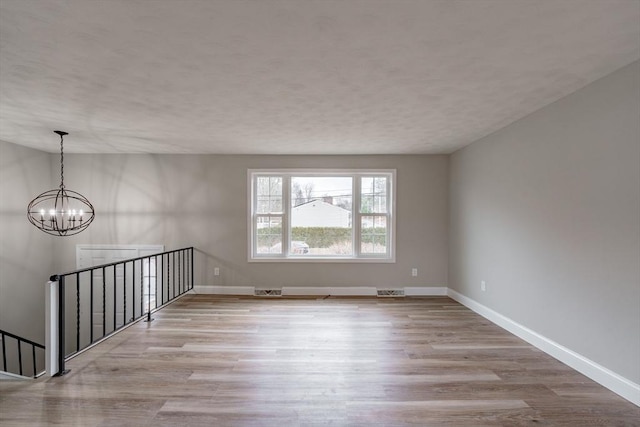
(45, 277, 67, 376)
(45, 280, 59, 376)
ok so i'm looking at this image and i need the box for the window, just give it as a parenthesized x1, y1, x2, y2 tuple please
(249, 170, 395, 261)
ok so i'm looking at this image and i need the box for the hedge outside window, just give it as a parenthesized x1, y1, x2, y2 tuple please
(249, 170, 395, 262)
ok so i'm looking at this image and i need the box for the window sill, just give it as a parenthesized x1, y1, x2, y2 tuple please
(248, 256, 396, 263)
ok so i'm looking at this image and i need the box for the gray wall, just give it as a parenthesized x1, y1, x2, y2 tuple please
(449, 61, 640, 383)
(0, 140, 54, 343)
(51, 154, 449, 289)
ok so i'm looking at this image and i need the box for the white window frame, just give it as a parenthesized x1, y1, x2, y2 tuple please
(248, 169, 396, 263)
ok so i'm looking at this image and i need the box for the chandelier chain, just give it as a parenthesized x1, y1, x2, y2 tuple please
(59, 133, 64, 189)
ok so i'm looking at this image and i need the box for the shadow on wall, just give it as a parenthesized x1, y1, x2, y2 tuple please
(97, 156, 169, 244)
(83, 154, 211, 248)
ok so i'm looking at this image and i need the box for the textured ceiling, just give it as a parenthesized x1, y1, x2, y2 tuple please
(0, 0, 638, 155)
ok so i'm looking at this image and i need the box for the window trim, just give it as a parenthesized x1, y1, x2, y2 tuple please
(248, 169, 396, 263)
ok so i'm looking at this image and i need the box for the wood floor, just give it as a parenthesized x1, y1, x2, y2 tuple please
(1, 295, 638, 426)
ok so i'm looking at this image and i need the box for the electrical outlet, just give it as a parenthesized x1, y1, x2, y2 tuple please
(411, 268, 418, 277)
(214, 268, 220, 276)
(481, 280, 486, 291)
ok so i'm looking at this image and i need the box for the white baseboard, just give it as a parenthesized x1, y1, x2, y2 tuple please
(194, 285, 447, 297)
(282, 286, 377, 296)
(194, 285, 254, 295)
(195, 285, 379, 296)
(447, 289, 640, 407)
(404, 286, 448, 296)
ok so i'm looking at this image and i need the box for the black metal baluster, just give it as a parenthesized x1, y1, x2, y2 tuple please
(132, 261, 135, 320)
(123, 262, 127, 325)
(155, 255, 158, 309)
(102, 267, 106, 338)
(165, 253, 169, 304)
(1, 332, 6, 371)
(148, 257, 151, 316)
(178, 251, 181, 295)
(32, 345, 36, 377)
(90, 271, 94, 343)
(173, 251, 176, 298)
(191, 248, 194, 290)
(145, 257, 152, 322)
(76, 272, 80, 352)
(57, 275, 66, 375)
(17, 340, 23, 376)
(140, 259, 143, 319)
(113, 265, 117, 330)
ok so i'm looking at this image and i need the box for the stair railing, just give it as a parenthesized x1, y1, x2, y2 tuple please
(0, 329, 45, 378)
(46, 246, 194, 376)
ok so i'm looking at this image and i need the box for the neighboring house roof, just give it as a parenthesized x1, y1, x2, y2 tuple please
(292, 199, 351, 228)
(293, 199, 349, 211)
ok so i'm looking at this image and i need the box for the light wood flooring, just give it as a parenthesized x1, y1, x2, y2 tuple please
(0, 295, 638, 426)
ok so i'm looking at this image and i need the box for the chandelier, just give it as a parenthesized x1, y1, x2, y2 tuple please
(27, 131, 95, 236)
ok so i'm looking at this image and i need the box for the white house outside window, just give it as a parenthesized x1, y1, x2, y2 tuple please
(249, 169, 395, 262)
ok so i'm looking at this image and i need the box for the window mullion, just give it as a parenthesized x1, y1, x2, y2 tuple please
(354, 175, 361, 257)
(387, 172, 393, 258)
(252, 176, 259, 257)
(282, 175, 290, 257)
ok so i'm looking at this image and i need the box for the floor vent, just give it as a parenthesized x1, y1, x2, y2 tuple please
(377, 289, 405, 297)
(255, 289, 282, 297)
